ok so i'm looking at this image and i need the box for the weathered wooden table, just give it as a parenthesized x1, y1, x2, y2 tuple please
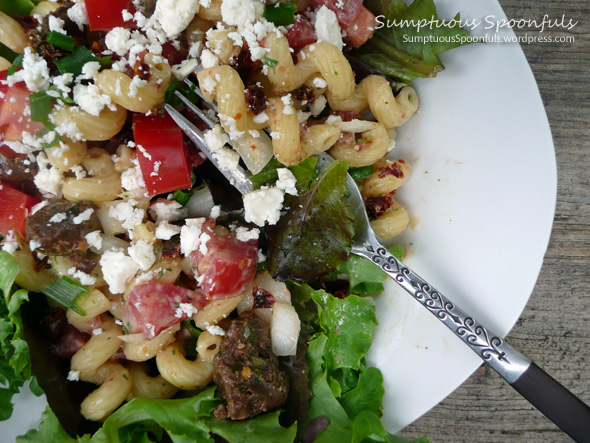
(399, 1, 590, 441)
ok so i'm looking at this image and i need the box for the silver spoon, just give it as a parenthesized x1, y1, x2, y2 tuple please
(167, 88, 590, 442)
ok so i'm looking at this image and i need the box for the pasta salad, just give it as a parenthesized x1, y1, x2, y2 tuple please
(0, 0, 470, 441)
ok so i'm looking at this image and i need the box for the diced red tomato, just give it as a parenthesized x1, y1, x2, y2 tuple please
(0, 183, 40, 237)
(336, 110, 362, 121)
(342, 6, 377, 48)
(286, 15, 317, 51)
(0, 70, 9, 97)
(123, 283, 206, 339)
(132, 114, 193, 196)
(0, 144, 20, 159)
(85, 0, 136, 31)
(55, 324, 90, 359)
(161, 41, 189, 67)
(310, 0, 363, 26)
(0, 86, 46, 141)
(185, 137, 207, 168)
(191, 220, 258, 300)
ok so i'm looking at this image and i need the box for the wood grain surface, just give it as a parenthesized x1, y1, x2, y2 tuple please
(399, 1, 590, 441)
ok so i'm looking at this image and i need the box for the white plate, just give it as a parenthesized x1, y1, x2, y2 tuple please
(369, 0, 556, 432)
(1, 0, 556, 439)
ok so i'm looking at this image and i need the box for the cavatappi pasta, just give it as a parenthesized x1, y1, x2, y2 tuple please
(0, 0, 421, 429)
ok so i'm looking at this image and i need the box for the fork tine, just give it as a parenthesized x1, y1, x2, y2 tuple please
(184, 78, 218, 110)
(164, 103, 253, 194)
(174, 90, 217, 129)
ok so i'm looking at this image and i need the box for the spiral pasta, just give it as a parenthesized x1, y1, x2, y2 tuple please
(361, 159, 412, 198)
(263, 33, 355, 100)
(329, 123, 390, 167)
(52, 104, 127, 141)
(327, 75, 419, 129)
(156, 342, 214, 390)
(127, 362, 178, 399)
(123, 324, 180, 362)
(0, 11, 27, 53)
(370, 199, 410, 239)
(97, 54, 172, 113)
(45, 139, 88, 173)
(197, 65, 266, 133)
(79, 362, 132, 421)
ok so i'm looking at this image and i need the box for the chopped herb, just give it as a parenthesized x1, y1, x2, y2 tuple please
(0, 43, 19, 63)
(0, 0, 34, 16)
(181, 320, 202, 339)
(264, 2, 296, 26)
(349, 165, 373, 182)
(7, 54, 23, 76)
(39, 277, 88, 316)
(172, 189, 194, 206)
(46, 32, 75, 52)
(262, 57, 278, 68)
(55, 47, 99, 76)
(29, 92, 54, 124)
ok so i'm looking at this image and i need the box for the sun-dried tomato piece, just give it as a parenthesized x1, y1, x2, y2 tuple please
(365, 193, 395, 220)
(245, 84, 269, 115)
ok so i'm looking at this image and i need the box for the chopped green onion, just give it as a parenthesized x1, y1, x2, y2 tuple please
(181, 320, 202, 338)
(349, 165, 373, 182)
(0, 0, 34, 16)
(7, 54, 23, 76)
(47, 85, 75, 104)
(165, 78, 181, 104)
(172, 189, 194, 206)
(0, 43, 19, 63)
(262, 57, 278, 68)
(46, 31, 75, 52)
(55, 46, 97, 76)
(29, 91, 54, 124)
(40, 276, 88, 316)
(264, 2, 296, 26)
(257, 261, 268, 271)
(40, 132, 61, 149)
(96, 55, 112, 68)
(389, 245, 404, 260)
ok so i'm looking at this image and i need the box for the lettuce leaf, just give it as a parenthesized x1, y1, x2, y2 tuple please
(250, 156, 318, 192)
(338, 245, 404, 295)
(356, 0, 473, 83)
(0, 0, 34, 16)
(299, 288, 428, 443)
(267, 160, 354, 281)
(17, 387, 295, 443)
(0, 251, 31, 421)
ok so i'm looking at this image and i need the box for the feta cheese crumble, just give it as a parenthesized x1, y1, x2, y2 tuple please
(235, 226, 260, 242)
(220, 0, 265, 27)
(243, 187, 284, 226)
(314, 6, 343, 50)
(180, 218, 206, 256)
(129, 240, 156, 271)
(99, 249, 140, 294)
(276, 168, 298, 195)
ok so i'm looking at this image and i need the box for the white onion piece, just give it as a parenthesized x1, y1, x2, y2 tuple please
(237, 292, 254, 315)
(118, 333, 146, 343)
(255, 307, 272, 324)
(186, 184, 214, 217)
(255, 271, 291, 304)
(233, 130, 273, 174)
(271, 303, 300, 356)
(334, 119, 379, 133)
(95, 235, 130, 254)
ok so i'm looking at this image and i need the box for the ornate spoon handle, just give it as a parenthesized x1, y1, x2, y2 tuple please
(352, 240, 590, 442)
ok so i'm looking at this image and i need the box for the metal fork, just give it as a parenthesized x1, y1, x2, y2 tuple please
(167, 84, 590, 442)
